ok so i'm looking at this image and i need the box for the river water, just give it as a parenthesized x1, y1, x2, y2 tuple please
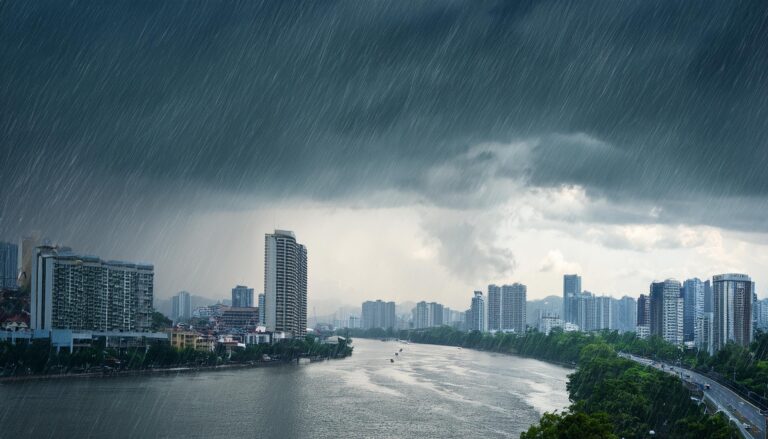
(0, 339, 570, 438)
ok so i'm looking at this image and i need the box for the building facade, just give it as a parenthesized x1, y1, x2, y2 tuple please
(682, 278, 705, 343)
(712, 273, 754, 351)
(231, 285, 254, 308)
(637, 294, 650, 326)
(487, 284, 501, 331)
(501, 283, 526, 333)
(362, 300, 396, 330)
(469, 291, 485, 332)
(264, 230, 307, 338)
(0, 241, 18, 289)
(30, 246, 154, 332)
(611, 296, 637, 333)
(172, 291, 192, 322)
(563, 274, 582, 324)
(649, 279, 683, 346)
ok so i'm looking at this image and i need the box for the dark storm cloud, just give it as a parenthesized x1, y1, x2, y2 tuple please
(2, 0, 768, 232)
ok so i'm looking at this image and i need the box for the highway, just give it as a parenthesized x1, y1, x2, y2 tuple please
(620, 353, 765, 439)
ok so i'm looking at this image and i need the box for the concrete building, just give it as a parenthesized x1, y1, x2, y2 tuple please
(172, 291, 192, 322)
(469, 291, 485, 332)
(219, 307, 259, 329)
(487, 284, 501, 331)
(264, 230, 307, 338)
(169, 330, 212, 351)
(501, 283, 526, 333)
(649, 279, 683, 346)
(563, 274, 582, 324)
(362, 300, 396, 330)
(538, 315, 563, 335)
(30, 246, 154, 332)
(0, 241, 18, 289)
(231, 285, 254, 308)
(712, 273, 754, 351)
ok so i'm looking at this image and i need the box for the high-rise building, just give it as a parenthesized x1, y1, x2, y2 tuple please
(487, 284, 501, 331)
(264, 230, 307, 338)
(413, 301, 429, 329)
(501, 283, 526, 333)
(649, 279, 683, 346)
(470, 291, 485, 332)
(172, 291, 192, 322)
(611, 296, 637, 332)
(231, 285, 254, 308)
(756, 299, 768, 332)
(30, 246, 154, 332)
(682, 278, 705, 343)
(362, 300, 396, 330)
(637, 294, 650, 326)
(258, 293, 265, 324)
(563, 274, 582, 324)
(696, 312, 714, 354)
(703, 280, 713, 313)
(712, 273, 754, 351)
(578, 293, 611, 332)
(428, 302, 444, 327)
(18, 233, 40, 290)
(0, 241, 18, 289)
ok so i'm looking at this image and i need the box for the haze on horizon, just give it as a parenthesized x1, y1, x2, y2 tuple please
(2, 1, 767, 314)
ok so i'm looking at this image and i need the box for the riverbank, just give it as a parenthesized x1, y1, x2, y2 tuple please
(0, 357, 318, 384)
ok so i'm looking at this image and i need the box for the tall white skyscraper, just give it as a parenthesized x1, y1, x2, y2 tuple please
(712, 273, 754, 351)
(264, 230, 307, 338)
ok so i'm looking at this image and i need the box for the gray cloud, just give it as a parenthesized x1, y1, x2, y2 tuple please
(2, 0, 768, 237)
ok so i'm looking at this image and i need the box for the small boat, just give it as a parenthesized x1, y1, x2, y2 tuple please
(399, 348, 403, 352)
(390, 358, 394, 363)
(395, 353, 398, 356)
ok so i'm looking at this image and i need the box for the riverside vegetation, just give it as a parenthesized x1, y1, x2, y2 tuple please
(343, 326, 739, 438)
(0, 334, 353, 377)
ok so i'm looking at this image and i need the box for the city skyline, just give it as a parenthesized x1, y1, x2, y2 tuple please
(2, 233, 765, 315)
(2, 2, 768, 315)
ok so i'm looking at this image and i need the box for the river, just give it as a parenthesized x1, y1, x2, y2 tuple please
(0, 339, 570, 438)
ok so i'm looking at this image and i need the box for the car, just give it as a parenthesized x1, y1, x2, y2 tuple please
(743, 423, 751, 431)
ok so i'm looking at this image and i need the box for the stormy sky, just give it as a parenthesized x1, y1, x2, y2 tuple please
(2, 1, 767, 313)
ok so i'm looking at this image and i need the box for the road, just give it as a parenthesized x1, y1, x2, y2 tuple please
(620, 353, 765, 439)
